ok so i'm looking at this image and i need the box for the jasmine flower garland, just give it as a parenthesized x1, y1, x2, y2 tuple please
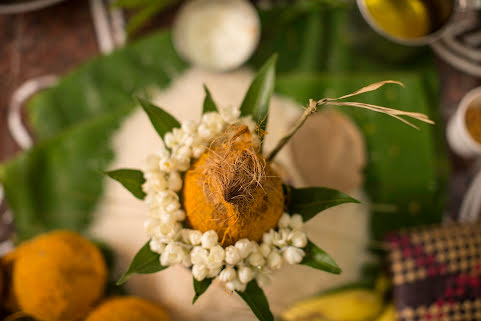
(142, 106, 308, 292)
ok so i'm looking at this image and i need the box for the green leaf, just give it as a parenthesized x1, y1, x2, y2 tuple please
(288, 186, 359, 221)
(301, 240, 341, 274)
(0, 109, 131, 242)
(126, 0, 180, 35)
(105, 169, 146, 200)
(112, 0, 153, 9)
(27, 32, 187, 141)
(275, 72, 447, 240)
(192, 277, 213, 304)
(137, 97, 181, 140)
(240, 54, 277, 132)
(202, 85, 218, 114)
(117, 240, 167, 285)
(236, 281, 273, 321)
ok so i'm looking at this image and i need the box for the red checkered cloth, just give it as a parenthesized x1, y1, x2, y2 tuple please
(386, 223, 481, 321)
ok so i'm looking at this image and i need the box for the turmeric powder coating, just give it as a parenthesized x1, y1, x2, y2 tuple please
(183, 125, 284, 246)
(8, 231, 107, 321)
(466, 104, 481, 144)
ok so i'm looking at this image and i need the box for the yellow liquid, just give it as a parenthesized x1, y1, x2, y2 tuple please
(365, 0, 430, 39)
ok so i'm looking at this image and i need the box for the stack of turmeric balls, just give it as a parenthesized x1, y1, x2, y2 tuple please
(0, 230, 169, 321)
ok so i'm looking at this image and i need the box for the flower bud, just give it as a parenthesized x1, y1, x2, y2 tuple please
(219, 266, 236, 282)
(283, 246, 305, 264)
(191, 246, 209, 265)
(225, 246, 241, 265)
(259, 243, 271, 258)
(262, 229, 275, 245)
(267, 251, 282, 270)
(248, 251, 265, 267)
(149, 239, 165, 254)
(207, 245, 225, 269)
(189, 230, 203, 245)
(235, 239, 253, 258)
(168, 171, 183, 192)
(161, 243, 185, 266)
(201, 230, 219, 249)
(278, 213, 290, 228)
(207, 266, 222, 278)
(192, 264, 208, 281)
(238, 266, 254, 284)
(290, 214, 303, 230)
(225, 279, 246, 293)
(172, 209, 186, 221)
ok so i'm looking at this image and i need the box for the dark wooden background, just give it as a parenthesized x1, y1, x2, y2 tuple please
(0, 0, 479, 241)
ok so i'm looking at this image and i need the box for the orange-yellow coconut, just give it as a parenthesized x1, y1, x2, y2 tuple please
(11, 230, 107, 321)
(183, 125, 284, 246)
(85, 297, 169, 321)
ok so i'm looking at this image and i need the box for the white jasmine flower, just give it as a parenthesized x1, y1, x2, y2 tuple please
(145, 154, 161, 172)
(267, 251, 282, 270)
(248, 250, 265, 267)
(272, 229, 289, 247)
(158, 212, 177, 225)
(143, 171, 168, 193)
(290, 214, 303, 230)
(235, 239, 253, 258)
(155, 190, 179, 207)
(262, 229, 275, 245)
(201, 230, 218, 249)
(192, 264, 208, 281)
(284, 246, 305, 264)
(239, 116, 257, 133)
(278, 213, 290, 228)
(188, 230, 203, 245)
(259, 243, 271, 257)
(225, 245, 241, 265)
(219, 266, 236, 282)
(180, 229, 191, 244)
(157, 222, 182, 240)
(207, 266, 222, 278)
(144, 218, 159, 235)
(181, 120, 198, 134)
(238, 266, 254, 284)
(161, 243, 185, 266)
(149, 239, 166, 254)
(202, 112, 224, 133)
(168, 171, 183, 192)
(192, 145, 206, 158)
(289, 230, 307, 248)
(225, 278, 246, 293)
(220, 106, 241, 124)
(256, 272, 271, 288)
(174, 145, 192, 159)
(198, 123, 213, 139)
(207, 245, 225, 269)
(159, 156, 175, 172)
(191, 246, 209, 265)
(172, 209, 186, 221)
(164, 132, 178, 149)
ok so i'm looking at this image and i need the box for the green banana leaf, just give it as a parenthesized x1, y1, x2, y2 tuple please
(1, 31, 187, 241)
(275, 71, 448, 240)
(27, 32, 187, 141)
(0, 109, 130, 242)
(250, 4, 432, 73)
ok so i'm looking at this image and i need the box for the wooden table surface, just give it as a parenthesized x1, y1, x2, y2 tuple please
(0, 0, 480, 242)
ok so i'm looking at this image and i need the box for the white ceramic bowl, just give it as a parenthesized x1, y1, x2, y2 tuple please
(447, 86, 481, 158)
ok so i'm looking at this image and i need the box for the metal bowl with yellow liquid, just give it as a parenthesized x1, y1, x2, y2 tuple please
(357, 0, 469, 46)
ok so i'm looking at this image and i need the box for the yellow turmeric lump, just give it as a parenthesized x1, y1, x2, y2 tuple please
(183, 125, 284, 246)
(9, 230, 107, 321)
(85, 297, 169, 321)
